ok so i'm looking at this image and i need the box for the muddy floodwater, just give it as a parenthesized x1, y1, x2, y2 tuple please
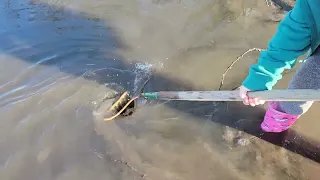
(0, 0, 319, 180)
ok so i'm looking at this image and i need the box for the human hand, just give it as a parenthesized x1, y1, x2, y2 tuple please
(239, 85, 265, 106)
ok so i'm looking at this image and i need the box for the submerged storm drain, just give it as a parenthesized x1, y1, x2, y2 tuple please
(104, 91, 140, 121)
(103, 64, 153, 121)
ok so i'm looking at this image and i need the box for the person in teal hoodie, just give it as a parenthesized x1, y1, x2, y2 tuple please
(239, 0, 320, 133)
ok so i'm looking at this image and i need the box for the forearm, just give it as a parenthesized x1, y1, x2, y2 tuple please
(243, 1, 311, 90)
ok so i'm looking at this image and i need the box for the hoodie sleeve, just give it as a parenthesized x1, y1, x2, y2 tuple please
(242, 0, 311, 90)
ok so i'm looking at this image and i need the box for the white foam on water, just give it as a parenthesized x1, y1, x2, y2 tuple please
(134, 62, 154, 73)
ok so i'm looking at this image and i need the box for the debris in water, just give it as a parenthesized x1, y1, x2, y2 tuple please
(234, 137, 251, 146)
(222, 126, 236, 143)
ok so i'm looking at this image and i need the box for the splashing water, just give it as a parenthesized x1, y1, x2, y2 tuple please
(133, 62, 156, 94)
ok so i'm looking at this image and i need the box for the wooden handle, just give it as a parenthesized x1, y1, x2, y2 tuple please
(157, 89, 320, 101)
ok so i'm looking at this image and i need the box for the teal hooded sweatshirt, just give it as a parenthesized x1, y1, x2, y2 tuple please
(242, 0, 320, 90)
